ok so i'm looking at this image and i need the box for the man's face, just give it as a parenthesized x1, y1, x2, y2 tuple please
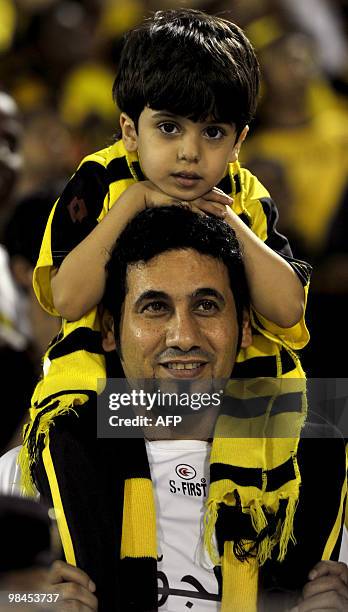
(120, 107, 248, 201)
(0, 93, 22, 205)
(110, 249, 250, 382)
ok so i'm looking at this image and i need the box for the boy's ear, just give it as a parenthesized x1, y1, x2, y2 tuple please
(120, 112, 138, 152)
(101, 309, 117, 352)
(229, 125, 249, 163)
(240, 308, 252, 349)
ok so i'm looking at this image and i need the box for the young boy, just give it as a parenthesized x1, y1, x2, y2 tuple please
(20, 7, 312, 607)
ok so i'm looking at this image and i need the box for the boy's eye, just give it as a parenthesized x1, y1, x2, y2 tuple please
(141, 301, 169, 314)
(158, 122, 179, 135)
(195, 300, 219, 313)
(204, 126, 225, 140)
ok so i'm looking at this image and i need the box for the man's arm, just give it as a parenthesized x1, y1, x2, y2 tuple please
(289, 560, 348, 611)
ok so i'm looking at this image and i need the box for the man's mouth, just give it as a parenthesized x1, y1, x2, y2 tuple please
(159, 361, 208, 378)
(166, 362, 203, 370)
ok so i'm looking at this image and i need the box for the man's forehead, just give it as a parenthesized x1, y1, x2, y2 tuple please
(125, 249, 231, 299)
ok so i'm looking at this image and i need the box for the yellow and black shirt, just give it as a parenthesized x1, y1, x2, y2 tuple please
(30, 138, 311, 414)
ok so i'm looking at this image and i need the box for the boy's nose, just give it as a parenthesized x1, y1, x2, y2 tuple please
(177, 135, 200, 163)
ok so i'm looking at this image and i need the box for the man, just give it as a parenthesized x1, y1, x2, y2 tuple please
(3, 206, 348, 610)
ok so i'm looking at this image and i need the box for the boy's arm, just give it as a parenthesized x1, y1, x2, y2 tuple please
(224, 205, 306, 328)
(51, 182, 231, 321)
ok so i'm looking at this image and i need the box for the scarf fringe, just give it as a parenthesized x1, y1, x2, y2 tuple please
(278, 495, 298, 561)
(204, 492, 298, 568)
(204, 500, 221, 565)
(19, 394, 89, 496)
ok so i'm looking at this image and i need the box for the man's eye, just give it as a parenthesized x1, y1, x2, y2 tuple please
(195, 300, 219, 313)
(142, 301, 168, 313)
(158, 122, 179, 135)
(204, 126, 225, 140)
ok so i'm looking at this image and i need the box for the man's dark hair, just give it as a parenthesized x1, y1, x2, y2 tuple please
(103, 206, 250, 356)
(113, 9, 260, 137)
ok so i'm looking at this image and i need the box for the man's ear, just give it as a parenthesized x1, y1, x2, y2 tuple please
(240, 309, 252, 349)
(101, 309, 117, 352)
(120, 112, 138, 152)
(229, 125, 249, 163)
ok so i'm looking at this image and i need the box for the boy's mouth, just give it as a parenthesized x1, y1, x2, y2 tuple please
(171, 172, 202, 187)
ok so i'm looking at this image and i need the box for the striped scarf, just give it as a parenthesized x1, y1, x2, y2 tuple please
(20, 374, 314, 611)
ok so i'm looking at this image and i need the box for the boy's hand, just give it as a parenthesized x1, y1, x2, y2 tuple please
(131, 181, 232, 219)
(48, 560, 98, 611)
(289, 560, 348, 611)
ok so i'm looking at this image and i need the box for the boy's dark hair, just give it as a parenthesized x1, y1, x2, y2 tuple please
(103, 206, 250, 355)
(113, 9, 260, 137)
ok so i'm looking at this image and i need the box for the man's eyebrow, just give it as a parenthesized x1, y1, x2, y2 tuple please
(134, 290, 169, 308)
(192, 288, 226, 304)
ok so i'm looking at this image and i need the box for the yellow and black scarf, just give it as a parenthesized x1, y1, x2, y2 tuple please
(25, 378, 347, 611)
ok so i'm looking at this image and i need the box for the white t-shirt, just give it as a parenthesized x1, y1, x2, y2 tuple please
(146, 440, 220, 611)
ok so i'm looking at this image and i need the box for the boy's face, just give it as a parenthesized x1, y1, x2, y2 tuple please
(121, 107, 248, 201)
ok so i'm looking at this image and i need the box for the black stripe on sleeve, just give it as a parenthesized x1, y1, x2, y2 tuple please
(232, 355, 278, 378)
(51, 162, 109, 267)
(107, 156, 135, 182)
(260, 197, 312, 285)
(48, 328, 103, 360)
(260, 197, 293, 256)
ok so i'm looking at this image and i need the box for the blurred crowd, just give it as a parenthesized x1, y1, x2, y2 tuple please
(0, 0, 348, 441)
(0, 0, 348, 586)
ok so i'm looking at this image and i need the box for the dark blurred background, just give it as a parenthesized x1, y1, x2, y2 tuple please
(0, 0, 348, 451)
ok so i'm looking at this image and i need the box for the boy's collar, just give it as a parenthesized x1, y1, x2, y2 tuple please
(217, 162, 241, 198)
(122, 140, 145, 181)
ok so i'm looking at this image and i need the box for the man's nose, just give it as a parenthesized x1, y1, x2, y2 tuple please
(177, 133, 200, 163)
(166, 311, 201, 351)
